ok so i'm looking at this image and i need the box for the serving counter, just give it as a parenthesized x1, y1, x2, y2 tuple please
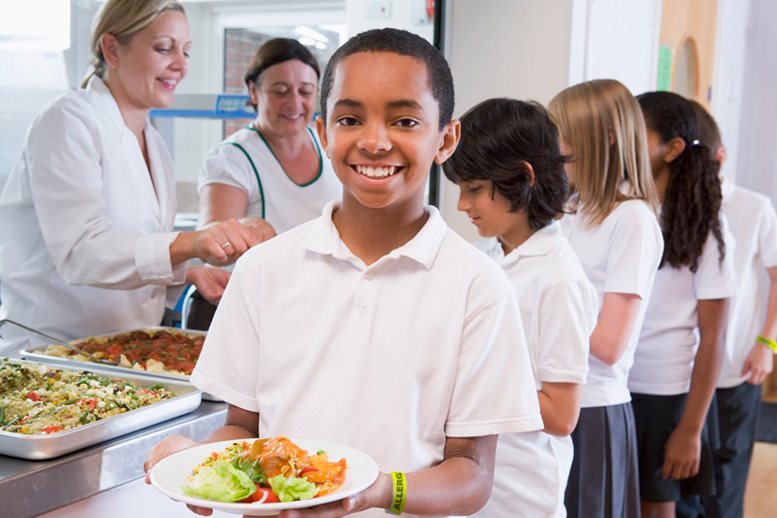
(0, 400, 227, 517)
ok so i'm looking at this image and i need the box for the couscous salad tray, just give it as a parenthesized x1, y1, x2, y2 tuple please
(0, 358, 201, 459)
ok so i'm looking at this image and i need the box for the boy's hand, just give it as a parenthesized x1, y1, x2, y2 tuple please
(661, 425, 701, 480)
(278, 472, 391, 517)
(742, 343, 774, 385)
(144, 435, 215, 516)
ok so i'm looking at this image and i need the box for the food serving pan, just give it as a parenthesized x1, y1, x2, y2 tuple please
(19, 327, 220, 401)
(0, 358, 202, 460)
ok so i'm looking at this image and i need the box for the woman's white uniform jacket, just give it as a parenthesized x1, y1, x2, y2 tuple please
(0, 77, 185, 342)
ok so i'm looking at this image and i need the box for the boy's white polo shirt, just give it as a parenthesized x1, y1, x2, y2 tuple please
(718, 179, 777, 388)
(629, 216, 737, 395)
(192, 201, 542, 516)
(474, 221, 598, 518)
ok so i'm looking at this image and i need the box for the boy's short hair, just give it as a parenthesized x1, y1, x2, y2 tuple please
(319, 28, 454, 130)
(443, 98, 568, 231)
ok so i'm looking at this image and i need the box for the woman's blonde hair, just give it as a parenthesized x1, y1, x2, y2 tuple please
(81, 0, 185, 88)
(548, 79, 657, 226)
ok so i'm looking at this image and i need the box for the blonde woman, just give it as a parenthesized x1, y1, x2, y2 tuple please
(0, 0, 262, 341)
(548, 79, 664, 518)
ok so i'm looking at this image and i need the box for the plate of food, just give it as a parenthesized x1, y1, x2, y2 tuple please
(150, 436, 380, 516)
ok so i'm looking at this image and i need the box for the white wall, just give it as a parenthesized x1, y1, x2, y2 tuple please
(345, 0, 434, 41)
(734, 0, 777, 199)
(441, 0, 662, 241)
(581, 0, 661, 95)
(710, 0, 752, 183)
(442, 0, 579, 241)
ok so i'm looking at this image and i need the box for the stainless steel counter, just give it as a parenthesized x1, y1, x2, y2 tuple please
(0, 401, 227, 518)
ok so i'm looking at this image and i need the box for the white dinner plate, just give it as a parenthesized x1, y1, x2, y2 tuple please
(150, 438, 380, 516)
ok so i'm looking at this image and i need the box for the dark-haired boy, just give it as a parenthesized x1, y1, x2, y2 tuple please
(146, 28, 541, 517)
(444, 98, 597, 517)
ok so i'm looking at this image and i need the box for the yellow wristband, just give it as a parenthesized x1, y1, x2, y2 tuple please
(387, 471, 407, 515)
(757, 335, 777, 353)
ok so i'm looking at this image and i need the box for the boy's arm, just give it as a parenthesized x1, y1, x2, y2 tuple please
(589, 292, 641, 365)
(662, 298, 727, 481)
(280, 435, 498, 517)
(538, 383, 582, 436)
(742, 265, 777, 384)
(143, 405, 258, 480)
(143, 405, 259, 516)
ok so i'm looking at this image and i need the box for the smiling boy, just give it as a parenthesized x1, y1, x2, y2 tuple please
(146, 28, 542, 517)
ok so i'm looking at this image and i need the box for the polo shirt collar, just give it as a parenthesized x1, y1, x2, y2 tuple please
(501, 220, 563, 266)
(305, 200, 447, 269)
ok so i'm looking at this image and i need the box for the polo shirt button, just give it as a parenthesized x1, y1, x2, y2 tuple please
(364, 272, 375, 281)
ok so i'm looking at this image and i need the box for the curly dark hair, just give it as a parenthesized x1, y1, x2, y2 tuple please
(442, 98, 568, 230)
(637, 91, 724, 272)
(319, 28, 454, 130)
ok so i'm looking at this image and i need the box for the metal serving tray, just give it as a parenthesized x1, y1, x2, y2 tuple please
(18, 327, 220, 401)
(0, 358, 202, 460)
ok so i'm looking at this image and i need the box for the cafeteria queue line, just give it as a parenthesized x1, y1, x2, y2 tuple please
(0, 1, 775, 517)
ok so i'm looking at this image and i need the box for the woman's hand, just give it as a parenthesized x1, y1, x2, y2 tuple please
(192, 218, 262, 265)
(144, 435, 215, 516)
(186, 266, 230, 305)
(661, 425, 701, 480)
(171, 218, 262, 267)
(278, 473, 391, 518)
(239, 216, 277, 244)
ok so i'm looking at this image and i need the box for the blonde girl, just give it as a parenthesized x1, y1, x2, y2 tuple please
(548, 79, 664, 518)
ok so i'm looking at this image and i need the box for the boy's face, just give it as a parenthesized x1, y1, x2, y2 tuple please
(317, 51, 459, 211)
(456, 180, 522, 239)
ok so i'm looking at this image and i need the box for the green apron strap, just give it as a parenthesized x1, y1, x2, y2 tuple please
(226, 142, 266, 220)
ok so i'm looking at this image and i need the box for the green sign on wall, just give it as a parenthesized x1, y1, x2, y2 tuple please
(657, 45, 673, 91)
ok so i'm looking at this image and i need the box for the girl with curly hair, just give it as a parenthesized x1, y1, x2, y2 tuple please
(629, 91, 737, 518)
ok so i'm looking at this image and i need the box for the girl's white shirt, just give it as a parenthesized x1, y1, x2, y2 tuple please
(629, 211, 737, 395)
(0, 76, 184, 342)
(562, 199, 664, 407)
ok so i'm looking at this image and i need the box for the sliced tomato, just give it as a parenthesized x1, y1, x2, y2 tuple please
(41, 424, 64, 434)
(240, 487, 280, 504)
(25, 391, 41, 401)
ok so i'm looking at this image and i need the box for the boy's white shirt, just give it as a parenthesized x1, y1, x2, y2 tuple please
(629, 212, 737, 395)
(718, 178, 777, 388)
(191, 201, 543, 518)
(472, 221, 598, 518)
(562, 199, 664, 407)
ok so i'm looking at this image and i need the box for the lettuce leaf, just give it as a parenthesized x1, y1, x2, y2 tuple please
(232, 457, 266, 484)
(267, 475, 317, 503)
(181, 460, 256, 502)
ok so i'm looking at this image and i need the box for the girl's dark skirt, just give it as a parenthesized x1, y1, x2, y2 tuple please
(631, 392, 717, 502)
(565, 402, 641, 518)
